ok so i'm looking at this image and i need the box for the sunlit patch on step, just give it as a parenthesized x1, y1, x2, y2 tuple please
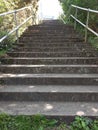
(92, 108, 98, 113)
(76, 111, 85, 116)
(44, 104, 53, 111)
(9, 104, 17, 107)
(29, 86, 35, 89)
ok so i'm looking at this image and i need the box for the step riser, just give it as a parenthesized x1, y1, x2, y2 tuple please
(27, 26, 74, 28)
(7, 53, 97, 57)
(1, 58, 98, 64)
(26, 28, 75, 31)
(12, 48, 95, 52)
(1, 78, 98, 85)
(16, 41, 89, 44)
(0, 92, 97, 102)
(24, 32, 75, 35)
(20, 36, 80, 39)
(19, 39, 83, 42)
(16, 43, 91, 48)
(2, 58, 98, 64)
(21, 34, 79, 36)
(1, 67, 98, 73)
(27, 26, 75, 30)
(22, 34, 79, 37)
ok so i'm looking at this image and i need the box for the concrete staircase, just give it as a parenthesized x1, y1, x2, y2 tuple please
(0, 20, 98, 120)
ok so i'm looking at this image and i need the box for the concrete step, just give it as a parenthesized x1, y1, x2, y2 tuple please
(24, 31, 76, 35)
(20, 36, 81, 39)
(27, 26, 75, 33)
(21, 31, 81, 38)
(23, 31, 76, 36)
(7, 52, 98, 57)
(21, 33, 79, 36)
(0, 19, 98, 119)
(0, 85, 98, 102)
(16, 42, 92, 48)
(12, 47, 95, 52)
(19, 38, 84, 43)
(28, 24, 73, 28)
(0, 101, 98, 117)
(1, 57, 98, 64)
(0, 74, 98, 85)
(1, 65, 98, 74)
(27, 27, 75, 31)
(24, 24, 74, 28)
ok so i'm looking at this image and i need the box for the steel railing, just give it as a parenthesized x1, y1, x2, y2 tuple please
(0, 5, 35, 44)
(70, 4, 98, 42)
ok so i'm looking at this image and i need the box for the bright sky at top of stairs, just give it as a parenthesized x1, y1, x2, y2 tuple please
(38, 0, 63, 19)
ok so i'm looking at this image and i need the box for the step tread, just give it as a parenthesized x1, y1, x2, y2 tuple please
(1, 64, 98, 67)
(1, 73, 98, 78)
(0, 85, 98, 92)
(2, 57, 98, 59)
(0, 101, 98, 116)
(8, 50, 95, 54)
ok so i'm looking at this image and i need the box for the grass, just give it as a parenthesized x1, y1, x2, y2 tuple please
(0, 114, 58, 130)
(0, 49, 7, 56)
(0, 114, 98, 130)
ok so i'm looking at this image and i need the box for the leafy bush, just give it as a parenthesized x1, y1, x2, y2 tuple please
(60, 0, 98, 25)
(0, 114, 98, 130)
(60, 0, 98, 48)
(70, 116, 98, 130)
(0, 31, 15, 51)
(0, 114, 57, 130)
(0, 0, 39, 53)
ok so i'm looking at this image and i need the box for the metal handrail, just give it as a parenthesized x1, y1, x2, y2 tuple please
(70, 4, 98, 42)
(60, 6, 72, 24)
(71, 5, 98, 13)
(0, 5, 34, 44)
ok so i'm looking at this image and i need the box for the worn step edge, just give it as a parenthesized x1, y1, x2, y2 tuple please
(1, 74, 98, 78)
(2, 57, 98, 60)
(0, 85, 98, 92)
(11, 49, 95, 52)
(1, 64, 98, 67)
(7, 50, 98, 54)
(12, 47, 95, 51)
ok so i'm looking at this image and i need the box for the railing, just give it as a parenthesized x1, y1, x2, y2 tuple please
(70, 4, 98, 42)
(61, 4, 98, 42)
(0, 5, 35, 44)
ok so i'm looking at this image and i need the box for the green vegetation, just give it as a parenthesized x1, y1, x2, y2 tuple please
(0, 0, 39, 55)
(0, 0, 38, 31)
(0, 114, 98, 130)
(0, 31, 15, 56)
(0, 114, 57, 130)
(70, 116, 98, 130)
(60, 0, 98, 48)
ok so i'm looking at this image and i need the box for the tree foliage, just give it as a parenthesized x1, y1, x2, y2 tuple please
(0, 0, 38, 29)
(60, 0, 98, 32)
(0, 0, 39, 13)
(0, 0, 39, 51)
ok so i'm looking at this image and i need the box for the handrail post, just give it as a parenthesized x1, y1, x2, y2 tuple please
(14, 10, 19, 44)
(25, 8, 27, 28)
(74, 7, 78, 29)
(68, 6, 71, 23)
(31, 6, 34, 25)
(85, 9, 90, 42)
